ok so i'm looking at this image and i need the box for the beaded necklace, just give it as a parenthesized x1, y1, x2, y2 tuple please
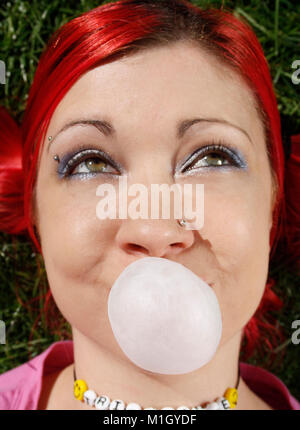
(73, 366, 240, 410)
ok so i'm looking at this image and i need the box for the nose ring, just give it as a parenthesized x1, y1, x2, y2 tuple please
(177, 219, 187, 227)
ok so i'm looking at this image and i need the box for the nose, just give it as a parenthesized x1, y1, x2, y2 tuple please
(115, 218, 195, 258)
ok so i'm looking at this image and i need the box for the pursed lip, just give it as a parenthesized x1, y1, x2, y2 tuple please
(113, 256, 215, 289)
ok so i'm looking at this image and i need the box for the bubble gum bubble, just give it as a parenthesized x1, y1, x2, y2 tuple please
(108, 257, 222, 375)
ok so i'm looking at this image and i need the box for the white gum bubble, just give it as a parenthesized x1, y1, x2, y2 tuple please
(108, 257, 222, 375)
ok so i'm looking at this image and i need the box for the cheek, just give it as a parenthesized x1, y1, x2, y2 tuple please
(36, 180, 118, 329)
(38, 181, 114, 273)
(200, 174, 272, 340)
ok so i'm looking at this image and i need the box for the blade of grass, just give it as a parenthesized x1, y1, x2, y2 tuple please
(274, 0, 280, 56)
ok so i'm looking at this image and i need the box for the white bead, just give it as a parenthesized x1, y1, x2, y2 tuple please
(83, 390, 97, 406)
(95, 395, 110, 410)
(216, 397, 230, 410)
(192, 405, 204, 410)
(205, 401, 219, 410)
(126, 402, 142, 410)
(161, 407, 175, 410)
(177, 406, 190, 410)
(144, 407, 156, 410)
(109, 399, 126, 410)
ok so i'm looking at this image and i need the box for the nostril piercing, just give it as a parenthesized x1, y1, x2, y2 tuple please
(177, 219, 187, 227)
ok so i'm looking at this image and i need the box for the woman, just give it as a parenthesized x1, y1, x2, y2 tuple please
(0, 0, 299, 410)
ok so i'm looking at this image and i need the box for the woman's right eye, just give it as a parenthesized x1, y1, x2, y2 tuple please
(57, 148, 120, 179)
(70, 156, 117, 175)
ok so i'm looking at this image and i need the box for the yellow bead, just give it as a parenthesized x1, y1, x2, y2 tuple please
(224, 388, 238, 409)
(74, 379, 88, 401)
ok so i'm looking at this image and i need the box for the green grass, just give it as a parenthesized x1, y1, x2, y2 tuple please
(0, 0, 300, 403)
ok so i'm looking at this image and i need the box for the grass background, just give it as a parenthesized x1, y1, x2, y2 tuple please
(0, 0, 300, 403)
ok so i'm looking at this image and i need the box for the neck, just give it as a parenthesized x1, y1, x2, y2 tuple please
(71, 328, 243, 410)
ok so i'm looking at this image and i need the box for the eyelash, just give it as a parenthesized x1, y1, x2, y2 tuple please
(57, 146, 121, 179)
(56, 140, 246, 180)
(179, 141, 247, 173)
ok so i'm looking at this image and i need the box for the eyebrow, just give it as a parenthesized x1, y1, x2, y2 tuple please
(47, 117, 252, 152)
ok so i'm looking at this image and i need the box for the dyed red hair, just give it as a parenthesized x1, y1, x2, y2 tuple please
(0, 0, 299, 361)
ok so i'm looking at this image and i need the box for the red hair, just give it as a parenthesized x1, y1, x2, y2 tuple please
(0, 0, 299, 361)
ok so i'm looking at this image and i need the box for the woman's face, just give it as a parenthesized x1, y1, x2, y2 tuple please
(34, 41, 274, 359)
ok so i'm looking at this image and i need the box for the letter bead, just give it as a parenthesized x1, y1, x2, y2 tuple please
(216, 397, 231, 410)
(95, 395, 110, 410)
(109, 399, 125, 410)
(83, 389, 97, 406)
(205, 402, 219, 410)
(126, 402, 142, 410)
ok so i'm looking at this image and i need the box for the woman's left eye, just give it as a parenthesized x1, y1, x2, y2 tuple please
(187, 153, 230, 169)
(181, 143, 245, 173)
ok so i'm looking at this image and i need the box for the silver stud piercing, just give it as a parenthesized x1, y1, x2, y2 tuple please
(178, 219, 187, 227)
(48, 136, 52, 141)
(53, 154, 60, 162)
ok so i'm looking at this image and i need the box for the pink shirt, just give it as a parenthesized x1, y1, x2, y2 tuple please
(0, 340, 299, 410)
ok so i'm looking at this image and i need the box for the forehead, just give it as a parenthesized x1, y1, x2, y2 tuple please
(48, 41, 263, 142)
